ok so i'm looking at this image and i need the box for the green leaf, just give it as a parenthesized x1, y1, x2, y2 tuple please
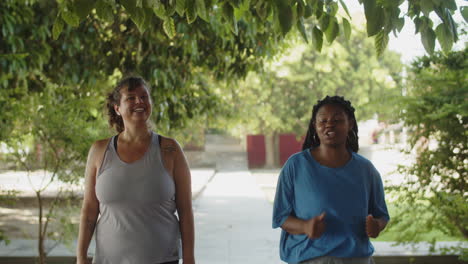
(338, 0, 351, 19)
(52, 16, 64, 40)
(278, 4, 293, 35)
(223, 3, 238, 35)
(176, 0, 186, 16)
(196, 0, 208, 22)
(375, 30, 389, 57)
(319, 13, 330, 32)
(461, 6, 468, 23)
(420, 0, 433, 16)
(441, 0, 457, 11)
(229, 0, 242, 8)
(363, 0, 384, 37)
(186, 0, 198, 24)
(421, 27, 436, 54)
(325, 17, 339, 43)
(414, 17, 422, 34)
(435, 24, 453, 54)
(327, 1, 338, 16)
(146, 0, 159, 8)
(121, 0, 151, 32)
(315, 0, 323, 19)
(163, 17, 176, 38)
(153, 3, 166, 19)
(96, 0, 114, 23)
(165, 0, 177, 16)
(297, 0, 304, 18)
(312, 26, 323, 52)
(304, 4, 313, 18)
(342, 17, 351, 41)
(61, 11, 80, 27)
(444, 9, 458, 42)
(73, 0, 95, 20)
(297, 17, 308, 43)
(256, 1, 268, 20)
(395, 17, 404, 33)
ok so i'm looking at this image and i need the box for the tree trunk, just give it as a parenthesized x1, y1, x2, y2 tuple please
(36, 191, 46, 264)
(264, 132, 280, 168)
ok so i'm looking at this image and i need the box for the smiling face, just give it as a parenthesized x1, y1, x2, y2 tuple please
(313, 103, 353, 149)
(114, 84, 152, 126)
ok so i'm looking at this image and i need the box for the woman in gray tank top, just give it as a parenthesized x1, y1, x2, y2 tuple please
(76, 77, 195, 264)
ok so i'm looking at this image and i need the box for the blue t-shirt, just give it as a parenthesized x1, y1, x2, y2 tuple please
(272, 149, 389, 264)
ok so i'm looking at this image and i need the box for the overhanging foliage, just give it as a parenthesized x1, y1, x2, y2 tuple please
(48, 0, 464, 56)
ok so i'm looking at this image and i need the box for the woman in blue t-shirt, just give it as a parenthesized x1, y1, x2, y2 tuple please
(272, 96, 389, 264)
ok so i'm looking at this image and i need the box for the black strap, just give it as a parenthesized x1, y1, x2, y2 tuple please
(114, 134, 119, 151)
(158, 134, 161, 146)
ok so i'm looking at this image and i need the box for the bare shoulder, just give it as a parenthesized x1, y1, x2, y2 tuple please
(159, 135, 181, 153)
(88, 138, 111, 165)
(91, 138, 111, 153)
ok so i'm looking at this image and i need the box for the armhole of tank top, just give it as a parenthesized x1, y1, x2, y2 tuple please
(156, 134, 177, 183)
(96, 137, 113, 178)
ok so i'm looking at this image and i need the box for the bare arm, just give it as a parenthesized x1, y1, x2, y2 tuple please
(282, 213, 326, 239)
(76, 140, 108, 264)
(161, 138, 195, 264)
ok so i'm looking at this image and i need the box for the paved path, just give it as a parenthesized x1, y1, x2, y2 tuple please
(194, 170, 281, 264)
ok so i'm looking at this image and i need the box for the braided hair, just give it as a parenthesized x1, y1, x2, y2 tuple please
(302, 96, 359, 152)
(106, 76, 150, 133)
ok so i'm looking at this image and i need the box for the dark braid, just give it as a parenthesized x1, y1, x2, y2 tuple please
(106, 76, 149, 133)
(302, 95, 359, 152)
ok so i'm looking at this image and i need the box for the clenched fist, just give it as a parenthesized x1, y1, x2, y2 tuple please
(304, 212, 326, 239)
(366, 214, 383, 238)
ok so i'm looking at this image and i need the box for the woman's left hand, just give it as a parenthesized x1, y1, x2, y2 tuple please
(366, 215, 382, 238)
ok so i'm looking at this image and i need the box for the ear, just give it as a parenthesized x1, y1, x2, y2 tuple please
(114, 104, 120, 116)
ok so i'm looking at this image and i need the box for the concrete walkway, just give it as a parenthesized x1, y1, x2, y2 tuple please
(194, 170, 281, 264)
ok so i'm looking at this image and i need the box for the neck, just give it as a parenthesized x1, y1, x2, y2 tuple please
(120, 124, 151, 143)
(313, 144, 350, 165)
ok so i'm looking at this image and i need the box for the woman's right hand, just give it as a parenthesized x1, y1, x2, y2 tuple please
(304, 212, 326, 239)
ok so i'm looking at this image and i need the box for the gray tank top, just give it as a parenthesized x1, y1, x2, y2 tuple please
(94, 132, 181, 264)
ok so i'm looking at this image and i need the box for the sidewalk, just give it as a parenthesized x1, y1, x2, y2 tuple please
(194, 170, 281, 264)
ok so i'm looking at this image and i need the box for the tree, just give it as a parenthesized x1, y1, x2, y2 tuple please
(389, 48, 467, 257)
(48, 0, 464, 56)
(1, 0, 464, 142)
(2, 82, 107, 263)
(223, 21, 404, 167)
(0, 0, 276, 142)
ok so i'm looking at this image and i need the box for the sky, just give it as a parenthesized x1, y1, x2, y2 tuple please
(345, 0, 467, 64)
